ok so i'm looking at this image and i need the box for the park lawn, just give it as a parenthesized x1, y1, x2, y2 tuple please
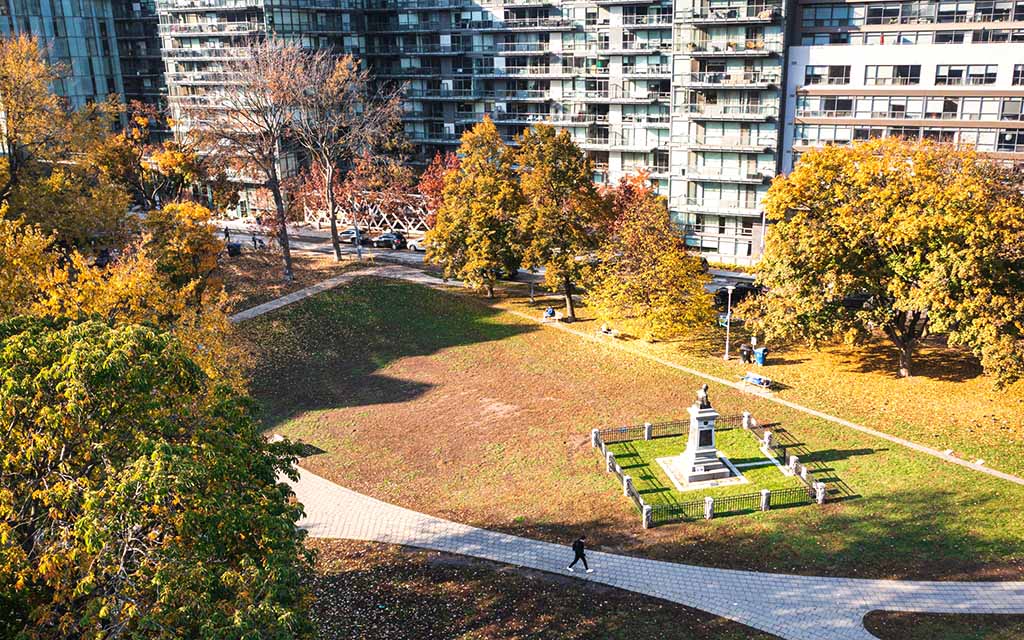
(219, 250, 363, 313)
(493, 285, 1024, 477)
(240, 277, 1024, 580)
(608, 432, 805, 506)
(309, 539, 778, 640)
(863, 611, 1024, 640)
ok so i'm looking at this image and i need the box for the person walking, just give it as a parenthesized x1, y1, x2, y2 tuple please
(223, 226, 231, 242)
(567, 535, 593, 573)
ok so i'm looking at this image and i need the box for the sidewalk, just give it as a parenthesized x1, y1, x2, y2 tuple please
(289, 466, 1024, 640)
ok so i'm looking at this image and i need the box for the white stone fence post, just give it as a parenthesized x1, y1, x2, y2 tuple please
(704, 496, 714, 520)
(788, 454, 800, 474)
(814, 481, 827, 505)
(643, 422, 653, 440)
(606, 451, 616, 473)
(642, 504, 653, 529)
(591, 428, 600, 448)
(623, 475, 633, 497)
(760, 489, 771, 511)
(742, 411, 751, 429)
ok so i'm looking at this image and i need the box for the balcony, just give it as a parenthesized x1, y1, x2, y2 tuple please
(163, 46, 250, 60)
(676, 71, 779, 89)
(622, 64, 671, 77)
(456, 17, 574, 31)
(159, 21, 261, 36)
(682, 40, 783, 57)
(689, 137, 778, 152)
(676, 197, 761, 214)
(606, 40, 673, 54)
(470, 66, 562, 78)
(493, 42, 551, 54)
(621, 114, 671, 127)
(681, 104, 778, 121)
(622, 14, 673, 27)
(161, 0, 263, 11)
(680, 5, 781, 25)
(685, 166, 773, 184)
(365, 44, 468, 56)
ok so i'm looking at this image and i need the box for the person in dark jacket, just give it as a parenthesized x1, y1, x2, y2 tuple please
(567, 535, 593, 573)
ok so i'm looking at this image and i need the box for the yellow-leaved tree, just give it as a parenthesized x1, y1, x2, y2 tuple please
(743, 137, 1024, 381)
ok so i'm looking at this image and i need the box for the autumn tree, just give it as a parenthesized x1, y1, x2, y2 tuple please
(426, 117, 521, 297)
(142, 201, 224, 303)
(185, 38, 306, 281)
(745, 137, 1024, 380)
(0, 317, 312, 639)
(0, 216, 60, 319)
(418, 150, 460, 227)
(291, 53, 401, 260)
(587, 173, 712, 339)
(515, 124, 608, 321)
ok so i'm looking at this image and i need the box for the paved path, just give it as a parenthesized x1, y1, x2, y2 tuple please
(290, 467, 1024, 640)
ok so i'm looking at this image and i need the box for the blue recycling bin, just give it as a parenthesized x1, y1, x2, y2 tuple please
(753, 347, 768, 366)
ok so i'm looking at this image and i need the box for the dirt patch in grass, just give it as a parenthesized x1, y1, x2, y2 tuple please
(308, 539, 778, 640)
(863, 611, 1024, 640)
(241, 278, 1024, 581)
(220, 251, 363, 313)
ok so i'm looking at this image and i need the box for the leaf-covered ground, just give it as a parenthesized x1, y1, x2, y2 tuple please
(241, 278, 1024, 580)
(308, 540, 778, 640)
(863, 610, 1024, 640)
(219, 250, 362, 313)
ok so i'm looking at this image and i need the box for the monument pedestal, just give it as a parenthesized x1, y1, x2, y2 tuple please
(678, 404, 732, 483)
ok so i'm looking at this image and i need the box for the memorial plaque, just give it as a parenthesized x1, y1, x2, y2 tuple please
(698, 429, 713, 447)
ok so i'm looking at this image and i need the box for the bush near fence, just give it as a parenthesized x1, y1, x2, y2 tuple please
(592, 414, 828, 528)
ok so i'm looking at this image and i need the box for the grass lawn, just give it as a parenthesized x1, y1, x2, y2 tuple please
(607, 430, 805, 506)
(309, 540, 778, 640)
(219, 250, 363, 313)
(863, 611, 1024, 640)
(240, 277, 1024, 580)
(494, 285, 1024, 477)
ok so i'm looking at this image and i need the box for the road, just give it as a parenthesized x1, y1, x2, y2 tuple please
(219, 220, 756, 291)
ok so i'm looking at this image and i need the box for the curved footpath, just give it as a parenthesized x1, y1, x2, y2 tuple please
(289, 467, 1024, 640)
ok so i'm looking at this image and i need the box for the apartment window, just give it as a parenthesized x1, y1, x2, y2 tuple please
(1014, 64, 1024, 84)
(866, 3, 901, 24)
(937, 1, 971, 22)
(801, 4, 851, 27)
(804, 65, 850, 85)
(865, 65, 921, 85)
(997, 130, 1024, 152)
(1001, 98, 1024, 120)
(934, 31, 966, 43)
(936, 64, 997, 85)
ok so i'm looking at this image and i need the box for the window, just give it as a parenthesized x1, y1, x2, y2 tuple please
(1014, 64, 1024, 84)
(804, 64, 850, 85)
(936, 64, 997, 85)
(865, 65, 921, 85)
(866, 3, 901, 24)
(1001, 98, 1024, 120)
(933, 31, 965, 43)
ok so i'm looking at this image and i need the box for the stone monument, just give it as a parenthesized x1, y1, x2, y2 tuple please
(678, 386, 732, 484)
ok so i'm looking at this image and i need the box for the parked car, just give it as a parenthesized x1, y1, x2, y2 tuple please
(407, 236, 428, 252)
(371, 231, 407, 249)
(338, 228, 371, 245)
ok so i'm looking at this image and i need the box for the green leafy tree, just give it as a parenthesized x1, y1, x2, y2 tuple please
(745, 137, 1024, 380)
(0, 318, 312, 639)
(587, 173, 712, 339)
(426, 117, 521, 298)
(515, 124, 607, 321)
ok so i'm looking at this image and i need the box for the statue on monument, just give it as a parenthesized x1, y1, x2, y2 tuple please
(696, 383, 712, 409)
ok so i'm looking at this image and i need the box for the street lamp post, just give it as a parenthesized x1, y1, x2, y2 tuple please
(723, 285, 735, 361)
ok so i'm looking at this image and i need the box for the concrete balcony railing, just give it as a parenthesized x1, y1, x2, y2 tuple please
(685, 166, 774, 183)
(161, 0, 263, 11)
(159, 21, 261, 35)
(622, 14, 673, 26)
(162, 46, 250, 59)
(676, 198, 762, 213)
(622, 64, 671, 76)
(457, 17, 574, 31)
(676, 71, 780, 87)
(680, 104, 779, 120)
(621, 114, 671, 125)
(689, 136, 778, 152)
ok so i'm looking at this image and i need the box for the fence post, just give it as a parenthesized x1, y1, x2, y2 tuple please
(643, 422, 653, 440)
(623, 475, 633, 497)
(742, 411, 751, 429)
(760, 489, 771, 511)
(814, 481, 827, 505)
(704, 496, 714, 520)
(762, 430, 773, 449)
(788, 454, 799, 474)
(606, 451, 616, 473)
(591, 429, 600, 448)
(800, 466, 810, 483)
(642, 504, 653, 529)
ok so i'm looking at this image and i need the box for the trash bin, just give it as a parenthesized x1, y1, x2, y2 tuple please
(226, 242, 242, 257)
(753, 347, 768, 366)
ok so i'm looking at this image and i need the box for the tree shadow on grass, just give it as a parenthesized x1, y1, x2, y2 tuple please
(830, 337, 984, 383)
(240, 278, 537, 429)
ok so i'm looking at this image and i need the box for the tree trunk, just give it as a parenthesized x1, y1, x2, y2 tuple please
(563, 274, 576, 322)
(898, 346, 912, 378)
(324, 166, 342, 261)
(268, 173, 294, 282)
(486, 281, 494, 299)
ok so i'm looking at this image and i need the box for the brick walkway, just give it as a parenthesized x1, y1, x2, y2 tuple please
(289, 467, 1024, 640)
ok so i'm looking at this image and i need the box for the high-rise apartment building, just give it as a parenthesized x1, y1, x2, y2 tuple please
(0, 0, 124, 108)
(145, 0, 1024, 263)
(783, 0, 1024, 171)
(114, 0, 166, 108)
